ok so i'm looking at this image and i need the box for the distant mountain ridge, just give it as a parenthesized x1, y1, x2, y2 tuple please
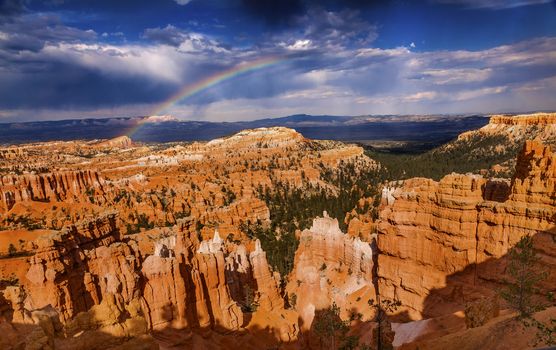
(0, 114, 489, 145)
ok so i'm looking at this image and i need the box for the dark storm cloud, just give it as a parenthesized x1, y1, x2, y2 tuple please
(240, 0, 304, 25)
(0, 60, 175, 109)
(239, 0, 391, 26)
(0, 14, 96, 53)
(0, 8, 177, 109)
(0, 0, 25, 17)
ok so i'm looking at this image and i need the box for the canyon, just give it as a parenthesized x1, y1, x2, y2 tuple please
(0, 113, 555, 349)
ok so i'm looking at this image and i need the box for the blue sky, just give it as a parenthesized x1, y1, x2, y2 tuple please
(0, 0, 555, 121)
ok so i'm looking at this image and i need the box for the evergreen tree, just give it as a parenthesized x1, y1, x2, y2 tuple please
(313, 302, 350, 350)
(500, 234, 554, 347)
(500, 234, 547, 318)
(366, 298, 400, 350)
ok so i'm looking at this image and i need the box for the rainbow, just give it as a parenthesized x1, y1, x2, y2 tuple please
(125, 56, 287, 138)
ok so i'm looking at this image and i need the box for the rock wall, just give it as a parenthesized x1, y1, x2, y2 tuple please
(489, 113, 556, 126)
(0, 170, 105, 212)
(287, 212, 375, 329)
(458, 112, 556, 142)
(23, 213, 141, 322)
(377, 140, 556, 319)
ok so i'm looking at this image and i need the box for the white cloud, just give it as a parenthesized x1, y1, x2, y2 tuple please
(452, 86, 507, 101)
(1, 9, 556, 122)
(419, 68, 492, 85)
(41, 42, 188, 83)
(174, 0, 194, 5)
(404, 91, 439, 102)
(283, 39, 314, 51)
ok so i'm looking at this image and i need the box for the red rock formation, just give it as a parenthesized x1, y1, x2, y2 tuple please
(140, 221, 294, 343)
(0, 147, 26, 160)
(195, 231, 244, 331)
(0, 127, 382, 348)
(346, 197, 376, 242)
(248, 240, 283, 311)
(458, 112, 556, 142)
(24, 213, 142, 322)
(94, 136, 133, 149)
(205, 127, 306, 150)
(141, 254, 190, 331)
(489, 112, 556, 126)
(377, 140, 556, 319)
(288, 212, 375, 329)
(0, 170, 105, 212)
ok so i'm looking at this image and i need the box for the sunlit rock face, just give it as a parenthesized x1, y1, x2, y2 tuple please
(377, 140, 556, 319)
(0, 214, 295, 348)
(458, 112, 556, 142)
(205, 127, 306, 150)
(23, 213, 142, 322)
(287, 211, 376, 330)
(0, 170, 106, 212)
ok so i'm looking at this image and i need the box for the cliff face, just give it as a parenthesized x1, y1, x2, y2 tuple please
(205, 127, 306, 150)
(0, 213, 154, 349)
(377, 140, 556, 319)
(23, 213, 140, 322)
(94, 136, 133, 149)
(488, 113, 556, 126)
(287, 212, 376, 329)
(458, 112, 556, 143)
(0, 170, 105, 212)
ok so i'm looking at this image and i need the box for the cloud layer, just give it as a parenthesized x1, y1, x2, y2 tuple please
(0, 1, 555, 122)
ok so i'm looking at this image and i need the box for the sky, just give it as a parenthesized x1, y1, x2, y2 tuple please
(0, 0, 555, 122)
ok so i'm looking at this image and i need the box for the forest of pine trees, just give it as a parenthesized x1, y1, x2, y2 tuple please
(365, 133, 519, 181)
(248, 161, 384, 277)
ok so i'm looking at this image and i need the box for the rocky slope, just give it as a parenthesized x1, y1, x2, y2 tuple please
(0, 127, 373, 235)
(1, 170, 106, 212)
(368, 112, 556, 181)
(445, 112, 556, 175)
(377, 139, 556, 319)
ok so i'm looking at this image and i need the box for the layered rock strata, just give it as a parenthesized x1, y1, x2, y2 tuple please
(458, 112, 556, 142)
(377, 140, 556, 319)
(288, 212, 375, 329)
(1, 170, 105, 212)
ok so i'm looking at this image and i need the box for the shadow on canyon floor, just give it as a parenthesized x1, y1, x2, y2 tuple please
(3, 222, 554, 349)
(0, 300, 380, 350)
(420, 229, 555, 320)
